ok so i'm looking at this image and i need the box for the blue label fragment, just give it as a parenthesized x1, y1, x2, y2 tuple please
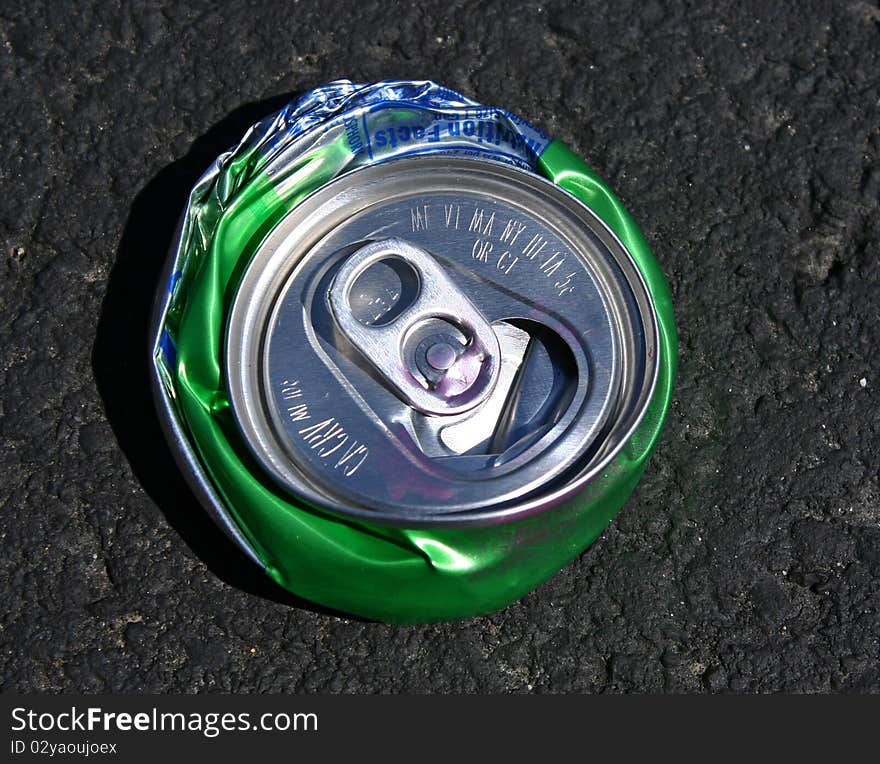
(266, 80, 551, 170)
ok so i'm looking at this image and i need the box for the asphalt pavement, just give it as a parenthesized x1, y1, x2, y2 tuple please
(1, 0, 878, 692)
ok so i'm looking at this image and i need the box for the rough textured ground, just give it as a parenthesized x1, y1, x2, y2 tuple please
(1, 0, 878, 693)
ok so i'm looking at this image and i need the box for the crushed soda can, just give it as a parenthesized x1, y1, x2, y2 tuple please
(151, 80, 677, 623)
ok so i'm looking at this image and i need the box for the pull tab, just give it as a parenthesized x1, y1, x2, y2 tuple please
(328, 238, 501, 416)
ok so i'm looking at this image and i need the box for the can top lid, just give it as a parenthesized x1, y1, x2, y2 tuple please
(226, 155, 658, 526)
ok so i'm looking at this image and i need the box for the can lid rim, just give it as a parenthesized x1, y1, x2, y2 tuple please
(224, 154, 661, 528)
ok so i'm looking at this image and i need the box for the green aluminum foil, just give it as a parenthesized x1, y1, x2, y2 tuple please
(152, 81, 676, 623)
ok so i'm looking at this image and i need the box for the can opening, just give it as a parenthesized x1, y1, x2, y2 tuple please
(488, 319, 578, 458)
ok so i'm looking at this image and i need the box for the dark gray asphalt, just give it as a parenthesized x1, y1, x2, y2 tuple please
(1, 0, 878, 693)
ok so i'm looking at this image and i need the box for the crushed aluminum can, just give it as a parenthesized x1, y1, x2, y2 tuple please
(151, 80, 677, 623)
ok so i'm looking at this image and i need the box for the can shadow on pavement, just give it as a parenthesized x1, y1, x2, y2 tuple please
(92, 94, 358, 620)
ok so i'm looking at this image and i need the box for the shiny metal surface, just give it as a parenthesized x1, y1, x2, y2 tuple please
(328, 238, 501, 416)
(225, 156, 659, 525)
(420, 321, 530, 456)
